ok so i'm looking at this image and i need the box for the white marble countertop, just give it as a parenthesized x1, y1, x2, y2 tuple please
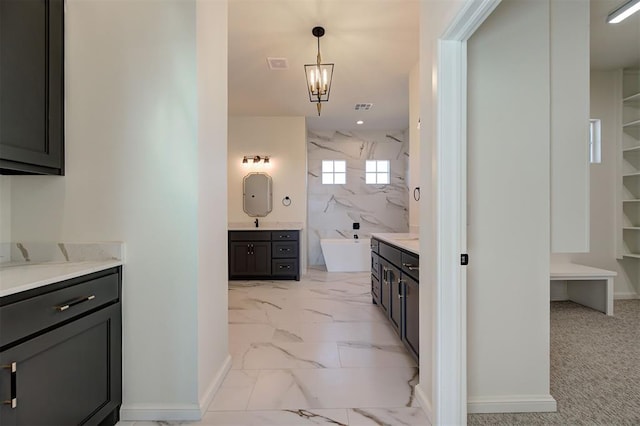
(229, 221, 304, 231)
(0, 242, 124, 298)
(0, 259, 123, 298)
(371, 233, 419, 255)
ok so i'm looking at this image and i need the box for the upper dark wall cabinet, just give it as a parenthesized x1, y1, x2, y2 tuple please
(0, 0, 65, 175)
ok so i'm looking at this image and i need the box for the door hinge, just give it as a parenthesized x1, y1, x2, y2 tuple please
(461, 254, 469, 266)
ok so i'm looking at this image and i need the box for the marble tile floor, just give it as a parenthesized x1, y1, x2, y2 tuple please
(117, 268, 428, 425)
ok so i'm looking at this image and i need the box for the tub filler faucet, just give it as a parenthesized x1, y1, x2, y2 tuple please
(254, 218, 259, 228)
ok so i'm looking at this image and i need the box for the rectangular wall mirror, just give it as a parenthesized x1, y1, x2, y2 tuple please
(243, 172, 273, 217)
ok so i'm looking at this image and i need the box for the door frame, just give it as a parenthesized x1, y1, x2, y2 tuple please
(433, 1, 501, 424)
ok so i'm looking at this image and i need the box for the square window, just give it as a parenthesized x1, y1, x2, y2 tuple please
(321, 160, 347, 185)
(322, 160, 334, 173)
(589, 119, 601, 164)
(365, 160, 390, 184)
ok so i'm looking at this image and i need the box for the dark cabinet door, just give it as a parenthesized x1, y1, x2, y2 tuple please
(402, 274, 419, 359)
(388, 264, 401, 334)
(251, 242, 271, 275)
(229, 241, 271, 277)
(371, 275, 380, 305)
(0, 304, 121, 426)
(0, 0, 64, 175)
(379, 259, 390, 315)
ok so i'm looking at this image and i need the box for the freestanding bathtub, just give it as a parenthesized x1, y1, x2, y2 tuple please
(320, 238, 371, 272)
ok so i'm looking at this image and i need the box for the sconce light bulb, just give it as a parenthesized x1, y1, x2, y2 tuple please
(242, 156, 248, 164)
(253, 156, 260, 163)
(264, 156, 270, 164)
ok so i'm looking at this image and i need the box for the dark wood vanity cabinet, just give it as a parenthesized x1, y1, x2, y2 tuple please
(0, 0, 65, 175)
(371, 238, 419, 360)
(0, 267, 122, 426)
(229, 231, 272, 278)
(229, 230, 300, 280)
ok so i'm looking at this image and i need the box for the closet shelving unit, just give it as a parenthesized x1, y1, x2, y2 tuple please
(620, 69, 640, 259)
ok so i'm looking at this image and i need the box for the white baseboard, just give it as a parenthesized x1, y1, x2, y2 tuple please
(414, 383, 433, 425)
(120, 403, 201, 421)
(120, 354, 232, 421)
(468, 395, 557, 414)
(614, 292, 639, 300)
(199, 354, 232, 414)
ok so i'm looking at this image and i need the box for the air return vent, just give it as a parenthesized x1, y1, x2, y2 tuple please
(267, 57, 289, 70)
(354, 103, 373, 111)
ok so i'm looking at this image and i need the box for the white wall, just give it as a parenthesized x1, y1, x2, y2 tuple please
(196, 0, 231, 410)
(550, 0, 590, 253)
(408, 63, 420, 233)
(0, 177, 10, 245)
(227, 116, 307, 269)
(7, 0, 229, 420)
(552, 70, 640, 298)
(466, 0, 555, 413)
(417, 0, 466, 419)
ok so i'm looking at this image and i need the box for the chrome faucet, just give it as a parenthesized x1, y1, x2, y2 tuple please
(254, 218, 259, 228)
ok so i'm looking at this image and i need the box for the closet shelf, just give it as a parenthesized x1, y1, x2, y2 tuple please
(623, 92, 640, 103)
(622, 253, 640, 259)
(623, 119, 640, 128)
(622, 199, 640, 203)
(623, 227, 640, 230)
(623, 145, 640, 153)
(623, 172, 640, 178)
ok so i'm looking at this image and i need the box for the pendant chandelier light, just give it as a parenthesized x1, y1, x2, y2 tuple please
(304, 26, 334, 116)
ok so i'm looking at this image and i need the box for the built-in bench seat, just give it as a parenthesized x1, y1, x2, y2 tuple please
(550, 263, 616, 316)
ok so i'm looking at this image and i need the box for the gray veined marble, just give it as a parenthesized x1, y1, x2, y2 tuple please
(307, 130, 409, 267)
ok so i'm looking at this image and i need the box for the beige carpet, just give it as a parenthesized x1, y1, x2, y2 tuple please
(468, 300, 640, 426)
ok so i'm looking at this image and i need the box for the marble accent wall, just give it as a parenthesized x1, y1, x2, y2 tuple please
(308, 129, 409, 266)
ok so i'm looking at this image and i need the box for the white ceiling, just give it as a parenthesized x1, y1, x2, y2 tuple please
(228, 0, 640, 130)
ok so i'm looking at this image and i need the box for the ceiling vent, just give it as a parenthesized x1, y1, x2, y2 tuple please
(267, 57, 289, 70)
(354, 103, 373, 111)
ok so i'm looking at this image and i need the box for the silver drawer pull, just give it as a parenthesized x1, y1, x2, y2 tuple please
(279, 235, 291, 239)
(402, 263, 419, 271)
(2, 362, 17, 409)
(279, 265, 291, 269)
(279, 248, 291, 252)
(56, 295, 96, 312)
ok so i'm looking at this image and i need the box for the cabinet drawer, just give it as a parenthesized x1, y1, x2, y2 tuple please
(401, 252, 419, 282)
(228, 231, 271, 241)
(271, 259, 298, 276)
(271, 231, 298, 241)
(272, 241, 298, 258)
(0, 273, 119, 348)
(371, 252, 380, 278)
(370, 238, 379, 253)
(379, 242, 402, 266)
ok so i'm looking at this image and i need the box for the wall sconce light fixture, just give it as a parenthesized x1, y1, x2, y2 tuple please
(242, 155, 270, 164)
